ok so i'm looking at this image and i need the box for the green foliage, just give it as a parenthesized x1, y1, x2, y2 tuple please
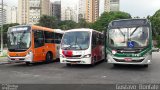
(91, 11, 131, 31)
(0, 23, 19, 32)
(38, 15, 58, 28)
(150, 9, 160, 36)
(150, 9, 160, 48)
(58, 20, 78, 30)
(77, 19, 90, 28)
(0, 23, 19, 47)
(38, 11, 131, 31)
(156, 35, 160, 48)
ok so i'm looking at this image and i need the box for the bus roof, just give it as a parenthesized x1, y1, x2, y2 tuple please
(54, 29, 65, 34)
(108, 19, 150, 28)
(65, 28, 102, 33)
(8, 25, 64, 33)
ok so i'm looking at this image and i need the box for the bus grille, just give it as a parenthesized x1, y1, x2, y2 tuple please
(11, 58, 25, 61)
(114, 58, 144, 62)
(65, 55, 81, 58)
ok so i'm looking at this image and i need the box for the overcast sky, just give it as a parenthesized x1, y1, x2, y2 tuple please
(2, 0, 160, 17)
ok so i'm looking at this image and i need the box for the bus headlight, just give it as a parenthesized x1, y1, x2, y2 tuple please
(25, 51, 33, 61)
(112, 50, 117, 55)
(60, 54, 65, 58)
(83, 54, 91, 58)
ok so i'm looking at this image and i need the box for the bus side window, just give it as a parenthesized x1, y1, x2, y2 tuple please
(92, 32, 97, 48)
(57, 33, 61, 44)
(54, 33, 62, 44)
(59, 34, 63, 43)
(44, 31, 53, 43)
(34, 30, 44, 48)
(53, 33, 58, 44)
(98, 33, 102, 45)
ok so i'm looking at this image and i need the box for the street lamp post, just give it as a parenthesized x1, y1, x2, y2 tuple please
(0, 0, 3, 56)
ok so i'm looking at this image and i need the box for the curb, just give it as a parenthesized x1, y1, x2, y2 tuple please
(0, 62, 11, 65)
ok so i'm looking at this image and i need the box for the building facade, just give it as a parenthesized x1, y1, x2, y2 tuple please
(0, 3, 7, 25)
(110, 0, 119, 11)
(6, 6, 18, 24)
(104, 0, 119, 12)
(18, 0, 29, 24)
(85, 0, 99, 23)
(78, 0, 86, 21)
(61, 0, 78, 23)
(50, 1, 61, 21)
(65, 7, 72, 20)
(18, 0, 50, 25)
(104, 0, 110, 12)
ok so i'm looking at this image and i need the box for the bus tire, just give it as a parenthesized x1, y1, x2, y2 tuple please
(144, 65, 148, 68)
(113, 64, 119, 67)
(45, 52, 53, 63)
(91, 57, 96, 66)
(104, 53, 108, 62)
(66, 63, 71, 66)
(26, 62, 31, 66)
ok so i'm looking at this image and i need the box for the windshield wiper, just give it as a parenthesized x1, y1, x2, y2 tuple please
(67, 44, 82, 50)
(75, 36, 83, 50)
(130, 26, 139, 36)
(118, 28, 126, 43)
(65, 37, 83, 50)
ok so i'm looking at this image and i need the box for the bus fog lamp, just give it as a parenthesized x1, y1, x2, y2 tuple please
(148, 60, 151, 63)
(112, 50, 117, 54)
(83, 54, 91, 58)
(60, 54, 64, 58)
(26, 51, 33, 61)
(80, 61, 85, 63)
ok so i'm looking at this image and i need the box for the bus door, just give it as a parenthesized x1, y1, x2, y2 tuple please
(92, 32, 101, 61)
(97, 33, 103, 61)
(56, 33, 63, 58)
(33, 30, 45, 62)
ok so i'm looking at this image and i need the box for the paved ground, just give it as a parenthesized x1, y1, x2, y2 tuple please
(0, 57, 8, 64)
(0, 52, 160, 84)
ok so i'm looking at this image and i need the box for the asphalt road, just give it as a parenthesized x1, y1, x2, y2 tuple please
(0, 52, 160, 84)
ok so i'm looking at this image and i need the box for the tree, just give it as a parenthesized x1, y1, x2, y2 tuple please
(150, 9, 160, 48)
(91, 11, 131, 31)
(1, 23, 19, 32)
(58, 20, 77, 30)
(0, 23, 19, 47)
(77, 19, 90, 28)
(38, 15, 58, 29)
(150, 9, 160, 36)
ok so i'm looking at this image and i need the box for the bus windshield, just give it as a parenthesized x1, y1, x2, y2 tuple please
(7, 27, 31, 51)
(61, 31, 90, 50)
(108, 26, 149, 48)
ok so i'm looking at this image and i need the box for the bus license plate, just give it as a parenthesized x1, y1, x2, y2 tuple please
(124, 58, 132, 62)
(71, 62, 77, 64)
(15, 58, 19, 60)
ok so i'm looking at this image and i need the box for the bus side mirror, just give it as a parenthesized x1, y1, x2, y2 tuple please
(152, 48, 159, 52)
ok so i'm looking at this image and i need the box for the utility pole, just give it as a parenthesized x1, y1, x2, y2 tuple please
(0, 0, 3, 56)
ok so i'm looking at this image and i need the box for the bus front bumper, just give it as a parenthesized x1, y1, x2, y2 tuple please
(7, 55, 33, 63)
(107, 54, 151, 65)
(60, 57, 92, 64)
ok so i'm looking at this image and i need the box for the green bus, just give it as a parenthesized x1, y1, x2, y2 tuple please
(104, 19, 159, 67)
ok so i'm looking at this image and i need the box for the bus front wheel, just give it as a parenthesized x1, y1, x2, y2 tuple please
(66, 63, 71, 66)
(143, 65, 148, 68)
(91, 57, 96, 66)
(113, 64, 120, 67)
(45, 52, 53, 63)
(26, 62, 31, 66)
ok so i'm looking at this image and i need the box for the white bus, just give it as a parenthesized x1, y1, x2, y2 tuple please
(60, 28, 104, 66)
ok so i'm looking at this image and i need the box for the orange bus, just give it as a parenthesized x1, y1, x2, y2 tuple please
(7, 25, 64, 65)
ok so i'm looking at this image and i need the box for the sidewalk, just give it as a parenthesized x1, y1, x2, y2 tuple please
(0, 57, 8, 64)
